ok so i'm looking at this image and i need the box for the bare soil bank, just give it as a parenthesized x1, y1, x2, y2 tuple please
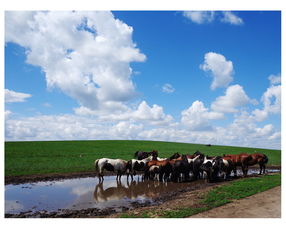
(191, 186, 281, 218)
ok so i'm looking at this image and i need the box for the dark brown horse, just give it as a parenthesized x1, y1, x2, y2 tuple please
(244, 153, 269, 175)
(134, 150, 158, 160)
(171, 155, 191, 182)
(223, 153, 252, 177)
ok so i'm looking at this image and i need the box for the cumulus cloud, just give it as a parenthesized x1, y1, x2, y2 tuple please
(183, 11, 215, 24)
(181, 100, 224, 130)
(211, 84, 252, 113)
(5, 11, 146, 110)
(262, 84, 281, 114)
(162, 83, 175, 93)
(200, 52, 234, 90)
(74, 100, 173, 126)
(5, 110, 12, 119)
(268, 74, 281, 85)
(220, 11, 244, 25)
(252, 74, 281, 122)
(5, 109, 280, 149)
(225, 111, 280, 148)
(183, 11, 243, 25)
(5, 89, 32, 103)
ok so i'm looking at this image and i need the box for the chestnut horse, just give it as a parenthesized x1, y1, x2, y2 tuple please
(244, 153, 269, 175)
(223, 153, 252, 177)
(145, 153, 182, 181)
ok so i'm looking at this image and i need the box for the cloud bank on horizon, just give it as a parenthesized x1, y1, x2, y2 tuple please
(5, 11, 281, 149)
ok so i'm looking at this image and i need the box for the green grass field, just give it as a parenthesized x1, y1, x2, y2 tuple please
(5, 140, 281, 177)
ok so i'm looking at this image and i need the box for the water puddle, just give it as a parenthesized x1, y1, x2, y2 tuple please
(5, 176, 192, 215)
(5, 168, 279, 216)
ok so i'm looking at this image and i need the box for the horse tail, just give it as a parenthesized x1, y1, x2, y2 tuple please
(94, 159, 100, 173)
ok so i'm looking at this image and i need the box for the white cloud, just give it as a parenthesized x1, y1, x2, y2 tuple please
(200, 52, 234, 90)
(262, 84, 281, 114)
(268, 73, 281, 85)
(74, 100, 173, 126)
(5, 109, 280, 149)
(211, 84, 252, 113)
(269, 131, 281, 140)
(183, 11, 243, 26)
(5, 11, 146, 110)
(252, 76, 281, 122)
(221, 11, 243, 25)
(183, 11, 215, 24)
(225, 111, 280, 148)
(5, 110, 12, 119)
(111, 121, 144, 140)
(162, 83, 175, 93)
(5, 89, 32, 103)
(181, 100, 224, 130)
(252, 109, 268, 122)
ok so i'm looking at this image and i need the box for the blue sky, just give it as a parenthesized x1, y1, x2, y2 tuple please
(5, 11, 281, 149)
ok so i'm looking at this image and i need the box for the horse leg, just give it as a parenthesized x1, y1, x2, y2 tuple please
(233, 166, 237, 177)
(159, 171, 164, 182)
(242, 165, 247, 177)
(99, 173, 104, 183)
(259, 163, 264, 175)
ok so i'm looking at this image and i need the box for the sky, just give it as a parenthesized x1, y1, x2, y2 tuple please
(4, 11, 281, 149)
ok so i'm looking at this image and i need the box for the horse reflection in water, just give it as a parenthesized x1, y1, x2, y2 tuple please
(93, 179, 170, 203)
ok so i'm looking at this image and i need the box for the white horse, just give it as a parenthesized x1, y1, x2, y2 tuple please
(200, 156, 215, 181)
(94, 158, 128, 182)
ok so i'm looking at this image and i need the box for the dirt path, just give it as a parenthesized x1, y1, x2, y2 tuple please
(191, 186, 281, 218)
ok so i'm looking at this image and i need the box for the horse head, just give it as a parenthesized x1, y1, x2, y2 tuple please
(194, 150, 203, 156)
(151, 150, 158, 159)
(169, 152, 181, 160)
(181, 154, 188, 161)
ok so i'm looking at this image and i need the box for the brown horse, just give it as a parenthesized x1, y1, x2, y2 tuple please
(145, 158, 171, 181)
(145, 154, 182, 181)
(223, 153, 252, 177)
(244, 153, 269, 175)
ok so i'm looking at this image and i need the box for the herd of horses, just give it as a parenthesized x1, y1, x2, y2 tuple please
(94, 150, 269, 183)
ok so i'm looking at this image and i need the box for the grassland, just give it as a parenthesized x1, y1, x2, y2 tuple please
(5, 140, 281, 177)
